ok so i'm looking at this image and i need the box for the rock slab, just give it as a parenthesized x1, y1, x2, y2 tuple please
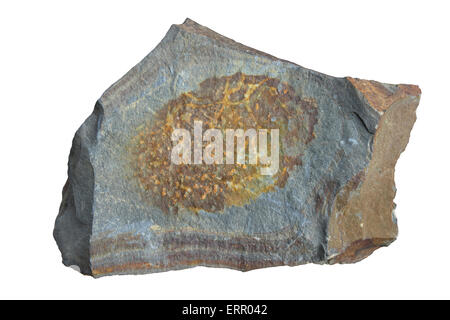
(54, 18, 421, 277)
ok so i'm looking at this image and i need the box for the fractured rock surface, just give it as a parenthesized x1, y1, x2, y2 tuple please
(54, 18, 421, 277)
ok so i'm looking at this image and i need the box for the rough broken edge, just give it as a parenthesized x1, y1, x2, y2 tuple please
(327, 79, 421, 263)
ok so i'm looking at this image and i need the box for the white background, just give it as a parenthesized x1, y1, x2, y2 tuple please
(1, 0, 449, 299)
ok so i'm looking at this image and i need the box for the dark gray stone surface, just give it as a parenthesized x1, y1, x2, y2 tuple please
(54, 18, 421, 277)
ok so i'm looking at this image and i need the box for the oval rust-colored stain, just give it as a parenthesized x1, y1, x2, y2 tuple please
(129, 72, 318, 213)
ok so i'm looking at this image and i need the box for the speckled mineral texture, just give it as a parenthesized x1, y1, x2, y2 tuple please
(54, 18, 421, 277)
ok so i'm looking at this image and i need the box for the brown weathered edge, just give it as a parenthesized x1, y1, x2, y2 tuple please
(327, 79, 421, 263)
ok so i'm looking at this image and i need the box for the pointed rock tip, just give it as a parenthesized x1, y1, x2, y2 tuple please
(346, 77, 421, 113)
(173, 18, 202, 30)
